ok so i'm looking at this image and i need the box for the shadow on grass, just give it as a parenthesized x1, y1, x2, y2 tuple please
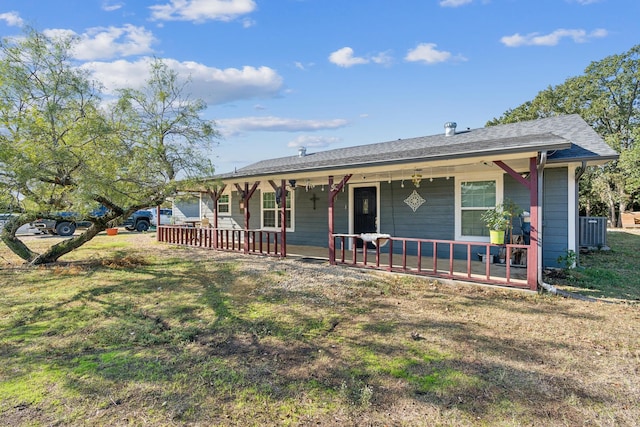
(0, 246, 636, 425)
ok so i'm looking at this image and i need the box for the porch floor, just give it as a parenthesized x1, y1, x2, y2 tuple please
(284, 244, 528, 287)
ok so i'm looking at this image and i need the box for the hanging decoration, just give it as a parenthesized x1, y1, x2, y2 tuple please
(404, 190, 426, 212)
(305, 179, 314, 192)
(411, 171, 422, 188)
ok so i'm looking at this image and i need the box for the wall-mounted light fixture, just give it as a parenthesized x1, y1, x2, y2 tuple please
(238, 190, 246, 211)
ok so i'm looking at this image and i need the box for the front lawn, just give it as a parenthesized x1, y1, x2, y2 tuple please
(0, 232, 638, 426)
(548, 230, 640, 301)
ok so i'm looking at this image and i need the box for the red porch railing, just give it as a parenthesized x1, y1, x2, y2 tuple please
(157, 226, 533, 289)
(331, 234, 532, 289)
(157, 225, 283, 257)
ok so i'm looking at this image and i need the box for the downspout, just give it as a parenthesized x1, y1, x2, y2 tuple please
(536, 151, 547, 288)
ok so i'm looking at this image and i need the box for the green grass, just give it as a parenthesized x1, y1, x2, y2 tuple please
(0, 232, 639, 425)
(549, 231, 640, 300)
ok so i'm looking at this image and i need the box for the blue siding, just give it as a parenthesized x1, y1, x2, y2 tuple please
(288, 189, 330, 246)
(376, 179, 456, 257)
(504, 174, 531, 238)
(380, 179, 455, 240)
(542, 167, 569, 268)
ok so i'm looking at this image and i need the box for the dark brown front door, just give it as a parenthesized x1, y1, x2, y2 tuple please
(354, 186, 377, 248)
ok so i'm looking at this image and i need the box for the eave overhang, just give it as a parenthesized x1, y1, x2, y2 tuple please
(215, 133, 571, 182)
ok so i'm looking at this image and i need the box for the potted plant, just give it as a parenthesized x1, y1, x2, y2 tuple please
(106, 219, 119, 236)
(481, 203, 510, 244)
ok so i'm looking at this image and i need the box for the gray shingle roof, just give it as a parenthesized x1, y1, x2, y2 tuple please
(217, 114, 618, 179)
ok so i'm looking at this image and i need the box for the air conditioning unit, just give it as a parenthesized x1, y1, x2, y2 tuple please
(579, 217, 607, 249)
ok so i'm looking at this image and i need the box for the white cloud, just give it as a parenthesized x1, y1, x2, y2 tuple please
(149, 0, 257, 23)
(217, 116, 349, 137)
(44, 25, 157, 60)
(241, 18, 256, 28)
(287, 135, 342, 149)
(439, 0, 473, 7)
(371, 51, 393, 66)
(329, 47, 369, 68)
(571, 0, 601, 4)
(500, 28, 608, 47)
(328, 47, 392, 68)
(405, 43, 465, 64)
(81, 57, 284, 105)
(0, 11, 24, 27)
(102, 1, 124, 11)
(294, 61, 315, 71)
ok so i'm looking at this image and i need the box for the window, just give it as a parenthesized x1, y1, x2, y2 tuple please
(262, 191, 292, 230)
(217, 194, 230, 215)
(456, 177, 501, 241)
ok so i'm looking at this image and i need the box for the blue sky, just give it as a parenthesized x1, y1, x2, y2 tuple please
(1, 0, 638, 175)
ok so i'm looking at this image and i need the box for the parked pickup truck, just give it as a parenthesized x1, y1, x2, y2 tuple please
(32, 208, 153, 236)
(0, 213, 40, 235)
(31, 212, 94, 236)
(122, 210, 153, 232)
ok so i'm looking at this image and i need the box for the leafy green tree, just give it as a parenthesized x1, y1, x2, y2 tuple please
(488, 45, 640, 226)
(0, 29, 217, 265)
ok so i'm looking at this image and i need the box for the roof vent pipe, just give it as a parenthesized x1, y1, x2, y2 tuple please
(444, 122, 457, 137)
(298, 147, 307, 157)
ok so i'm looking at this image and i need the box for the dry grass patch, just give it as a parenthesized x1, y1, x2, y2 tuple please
(0, 231, 639, 426)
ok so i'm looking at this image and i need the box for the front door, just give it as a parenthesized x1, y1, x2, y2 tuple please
(354, 186, 377, 248)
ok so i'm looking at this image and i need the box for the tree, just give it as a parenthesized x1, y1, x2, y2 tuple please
(488, 45, 640, 226)
(0, 29, 217, 265)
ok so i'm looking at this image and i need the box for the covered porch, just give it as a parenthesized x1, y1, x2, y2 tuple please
(156, 225, 530, 288)
(162, 125, 573, 292)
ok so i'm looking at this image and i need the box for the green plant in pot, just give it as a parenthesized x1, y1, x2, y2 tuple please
(481, 203, 510, 244)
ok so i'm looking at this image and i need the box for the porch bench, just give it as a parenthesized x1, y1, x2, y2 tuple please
(621, 212, 640, 228)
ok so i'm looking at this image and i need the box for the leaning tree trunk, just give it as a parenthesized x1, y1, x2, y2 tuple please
(1, 232, 38, 263)
(28, 225, 105, 266)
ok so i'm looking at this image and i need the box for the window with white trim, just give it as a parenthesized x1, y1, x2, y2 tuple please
(262, 191, 293, 230)
(217, 194, 230, 215)
(456, 176, 502, 241)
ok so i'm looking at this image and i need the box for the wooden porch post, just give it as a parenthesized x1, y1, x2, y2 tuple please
(527, 157, 539, 290)
(494, 159, 540, 290)
(235, 182, 259, 254)
(328, 174, 352, 264)
(156, 205, 161, 242)
(243, 183, 250, 254)
(328, 176, 335, 264)
(280, 179, 287, 258)
(205, 184, 226, 248)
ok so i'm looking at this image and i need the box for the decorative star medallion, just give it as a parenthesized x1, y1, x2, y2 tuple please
(404, 190, 426, 212)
